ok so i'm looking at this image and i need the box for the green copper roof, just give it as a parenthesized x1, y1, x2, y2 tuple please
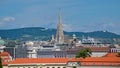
(0, 40, 5, 45)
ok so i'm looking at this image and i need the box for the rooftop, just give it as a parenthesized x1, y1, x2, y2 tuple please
(104, 53, 118, 57)
(84, 46, 109, 52)
(0, 52, 9, 56)
(8, 57, 120, 66)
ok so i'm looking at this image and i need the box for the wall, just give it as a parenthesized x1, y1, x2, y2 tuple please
(6, 64, 120, 68)
(91, 52, 107, 57)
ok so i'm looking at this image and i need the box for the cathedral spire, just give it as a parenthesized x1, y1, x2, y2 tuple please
(56, 9, 64, 44)
(58, 8, 61, 25)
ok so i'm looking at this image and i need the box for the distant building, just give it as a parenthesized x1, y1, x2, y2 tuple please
(110, 44, 120, 53)
(84, 46, 109, 57)
(56, 9, 64, 44)
(0, 37, 6, 52)
(81, 37, 102, 46)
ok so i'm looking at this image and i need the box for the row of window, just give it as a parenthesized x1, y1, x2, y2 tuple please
(47, 67, 66, 68)
(82, 63, 116, 65)
(9, 66, 66, 68)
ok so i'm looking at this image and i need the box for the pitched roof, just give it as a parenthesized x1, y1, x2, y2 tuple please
(2, 62, 8, 66)
(0, 52, 9, 56)
(9, 57, 120, 64)
(84, 46, 109, 52)
(10, 58, 68, 64)
(0, 52, 11, 66)
(103, 53, 117, 57)
(82, 57, 120, 62)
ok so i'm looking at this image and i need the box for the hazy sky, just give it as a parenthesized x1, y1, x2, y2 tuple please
(0, 0, 120, 34)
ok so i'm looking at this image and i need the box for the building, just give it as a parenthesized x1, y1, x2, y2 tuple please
(3, 55, 120, 68)
(0, 37, 6, 52)
(56, 9, 64, 44)
(10, 41, 111, 58)
(80, 37, 102, 46)
(84, 46, 110, 57)
(37, 51, 66, 58)
(110, 44, 120, 53)
(0, 52, 12, 68)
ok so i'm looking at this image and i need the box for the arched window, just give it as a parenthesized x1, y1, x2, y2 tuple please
(33, 67, 36, 68)
(63, 67, 66, 68)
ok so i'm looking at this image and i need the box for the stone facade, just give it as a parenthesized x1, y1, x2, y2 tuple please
(56, 9, 64, 44)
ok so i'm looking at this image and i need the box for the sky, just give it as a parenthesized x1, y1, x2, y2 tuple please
(0, 0, 120, 34)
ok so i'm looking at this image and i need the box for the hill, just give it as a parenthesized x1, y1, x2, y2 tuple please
(0, 27, 120, 41)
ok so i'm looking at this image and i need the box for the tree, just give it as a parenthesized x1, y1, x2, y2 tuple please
(85, 48, 92, 57)
(117, 52, 120, 57)
(76, 48, 92, 58)
(72, 66, 76, 68)
(0, 57, 3, 68)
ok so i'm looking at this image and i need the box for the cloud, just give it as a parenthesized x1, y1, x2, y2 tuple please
(62, 19, 120, 34)
(64, 25, 79, 32)
(63, 24, 76, 32)
(0, 16, 15, 26)
(0, 22, 2, 25)
(3, 17, 15, 22)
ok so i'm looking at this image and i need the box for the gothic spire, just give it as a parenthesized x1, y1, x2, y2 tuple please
(56, 9, 64, 44)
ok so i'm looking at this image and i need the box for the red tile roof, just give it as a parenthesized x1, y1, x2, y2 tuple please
(82, 57, 120, 62)
(104, 53, 117, 57)
(8, 57, 120, 66)
(2, 62, 8, 66)
(10, 58, 68, 64)
(0, 52, 9, 56)
(0, 52, 11, 66)
(84, 46, 109, 52)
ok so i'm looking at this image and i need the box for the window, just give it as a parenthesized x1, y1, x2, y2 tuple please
(101, 62, 104, 65)
(58, 67, 60, 68)
(63, 67, 66, 68)
(84, 63, 86, 65)
(110, 63, 112, 65)
(93, 62, 95, 65)
(52, 67, 55, 68)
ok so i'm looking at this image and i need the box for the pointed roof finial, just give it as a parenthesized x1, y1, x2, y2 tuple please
(58, 8, 62, 24)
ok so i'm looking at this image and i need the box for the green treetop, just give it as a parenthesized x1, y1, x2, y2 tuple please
(76, 48, 92, 59)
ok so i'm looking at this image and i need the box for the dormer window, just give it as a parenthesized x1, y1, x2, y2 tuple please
(67, 62, 80, 66)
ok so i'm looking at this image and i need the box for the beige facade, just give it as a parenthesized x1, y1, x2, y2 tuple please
(6, 63, 66, 68)
(3, 65, 120, 68)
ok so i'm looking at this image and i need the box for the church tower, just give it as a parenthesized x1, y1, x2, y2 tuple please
(56, 9, 64, 44)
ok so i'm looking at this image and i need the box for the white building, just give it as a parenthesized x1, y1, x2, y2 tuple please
(25, 41, 38, 58)
(84, 46, 109, 57)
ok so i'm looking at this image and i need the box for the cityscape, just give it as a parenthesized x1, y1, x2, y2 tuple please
(0, 0, 120, 68)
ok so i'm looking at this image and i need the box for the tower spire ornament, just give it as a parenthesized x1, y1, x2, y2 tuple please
(56, 9, 64, 44)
